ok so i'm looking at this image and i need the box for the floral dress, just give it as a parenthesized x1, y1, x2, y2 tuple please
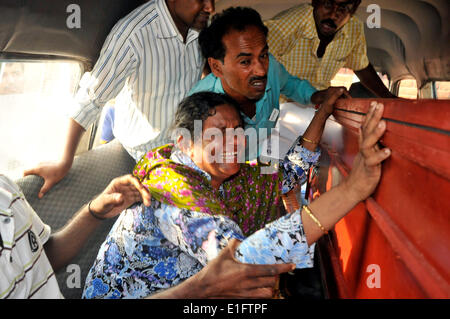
(82, 136, 320, 299)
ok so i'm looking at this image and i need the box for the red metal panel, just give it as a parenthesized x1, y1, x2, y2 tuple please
(314, 98, 450, 299)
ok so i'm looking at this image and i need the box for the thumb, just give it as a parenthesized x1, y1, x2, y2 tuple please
(226, 238, 242, 255)
(325, 88, 345, 106)
(23, 167, 38, 177)
(103, 193, 124, 207)
(38, 180, 53, 199)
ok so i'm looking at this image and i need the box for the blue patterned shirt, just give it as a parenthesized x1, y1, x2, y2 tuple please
(82, 136, 319, 299)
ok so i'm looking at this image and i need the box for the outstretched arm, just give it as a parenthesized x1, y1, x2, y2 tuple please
(301, 102, 391, 245)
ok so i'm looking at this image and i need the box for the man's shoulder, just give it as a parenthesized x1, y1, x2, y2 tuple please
(272, 3, 312, 21)
(0, 174, 21, 203)
(346, 14, 366, 35)
(189, 74, 221, 95)
(109, 0, 160, 38)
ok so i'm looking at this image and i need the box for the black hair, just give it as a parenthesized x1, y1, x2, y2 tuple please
(172, 91, 242, 142)
(199, 7, 269, 62)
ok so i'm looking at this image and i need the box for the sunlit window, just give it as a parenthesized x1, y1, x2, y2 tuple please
(330, 68, 390, 96)
(330, 68, 356, 89)
(0, 61, 82, 180)
(398, 79, 418, 99)
(435, 81, 450, 99)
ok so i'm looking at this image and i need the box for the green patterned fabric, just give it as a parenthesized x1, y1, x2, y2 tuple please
(133, 144, 283, 235)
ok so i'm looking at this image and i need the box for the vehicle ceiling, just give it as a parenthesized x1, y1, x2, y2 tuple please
(0, 0, 448, 87)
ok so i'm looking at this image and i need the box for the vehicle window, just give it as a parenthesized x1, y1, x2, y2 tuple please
(398, 79, 418, 99)
(0, 61, 82, 180)
(435, 81, 450, 100)
(330, 68, 356, 89)
(330, 68, 390, 90)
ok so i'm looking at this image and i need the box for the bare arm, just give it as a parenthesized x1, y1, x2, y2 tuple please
(23, 119, 85, 198)
(44, 174, 151, 271)
(301, 102, 391, 245)
(149, 238, 295, 299)
(354, 63, 397, 98)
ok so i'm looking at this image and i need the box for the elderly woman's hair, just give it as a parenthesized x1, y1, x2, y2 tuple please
(172, 91, 242, 142)
(199, 7, 268, 62)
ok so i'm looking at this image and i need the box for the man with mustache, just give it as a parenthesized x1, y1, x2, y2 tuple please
(24, 0, 215, 197)
(265, 0, 396, 98)
(189, 6, 347, 160)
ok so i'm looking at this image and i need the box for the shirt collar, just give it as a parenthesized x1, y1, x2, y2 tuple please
(155, 0, 199, 43)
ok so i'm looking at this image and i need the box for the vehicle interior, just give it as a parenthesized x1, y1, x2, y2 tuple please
(0, 0, 448, 298)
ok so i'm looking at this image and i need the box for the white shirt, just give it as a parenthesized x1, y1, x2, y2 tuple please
(0, 175, 63, 299)
(70, 0, 204, 161)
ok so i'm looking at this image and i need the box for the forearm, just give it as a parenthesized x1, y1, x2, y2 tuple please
(355, 64, 396, 98)
(61, 119, 86, 166)
(44, 203, 102, 272)
(300, 108, 329, 151)
(301, 181, 360, 245)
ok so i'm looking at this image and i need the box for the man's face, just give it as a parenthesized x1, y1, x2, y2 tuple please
(313, 0, 355, 38)
(210, 25, 269, 103)
(170, 0, 214, 31)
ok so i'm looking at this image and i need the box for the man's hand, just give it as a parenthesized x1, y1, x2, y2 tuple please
(312, 86, 351, 116)
(89, 174, 151, 219)
(343, 101, 391, 203)
(193, 239, 295, 299)
(23, 160, 72, 198)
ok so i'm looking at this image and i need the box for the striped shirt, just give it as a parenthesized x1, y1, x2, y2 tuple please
(0, 175, 62, 299)
(70, 0, 204, 161)
(265, 4, 369, 91)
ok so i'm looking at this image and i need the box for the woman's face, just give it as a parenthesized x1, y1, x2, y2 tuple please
(190, 103, 245, 188)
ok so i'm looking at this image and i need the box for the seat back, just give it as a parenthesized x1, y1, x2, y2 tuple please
(15, 140, 135, 299)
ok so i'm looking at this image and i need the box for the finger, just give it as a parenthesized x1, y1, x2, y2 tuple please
(361, 120, 387, 156)
(243, 263, 296, 278)
(364, 103, 384, 138)
(127, 175, 152, 206)
(226, 238, 243, 255)
(234, 274, 278, 290)
(362, 101, 378, 132)
(340, 89, 352, 99)
(364, 148, 391, 167)
(93, 193, 124, 214)
(326, 88, 345, 105)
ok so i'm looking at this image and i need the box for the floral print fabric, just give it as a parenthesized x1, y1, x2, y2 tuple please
(82, 136, 320, 299)
(133, 144, 283, 236)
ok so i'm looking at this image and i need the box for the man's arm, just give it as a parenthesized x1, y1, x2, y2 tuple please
(44, 174, 150, 272)
(150, 239, 295, 299)
(23, 119, 85, 198)
(24, 31, 138, 197)
(354, 63, 397, 98)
